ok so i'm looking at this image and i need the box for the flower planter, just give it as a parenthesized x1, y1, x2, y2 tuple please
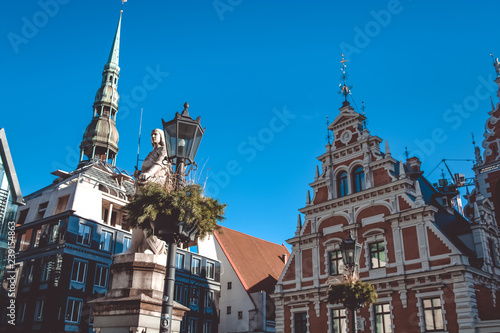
(150, 214, 197, 242)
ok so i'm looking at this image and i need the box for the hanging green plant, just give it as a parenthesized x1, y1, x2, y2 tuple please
(328, 280, 378, 309)
(123, 182, 226, 239)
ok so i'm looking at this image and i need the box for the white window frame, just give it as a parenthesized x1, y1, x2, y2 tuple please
(34, 298, 45, 321)
(206, 261, 215, 279)
(94, 264, 109, 288)
(192, 257, 201, 275)
(205, 290, 214, 309)
(123, 236, 131, 252)
(190, 286, 200, 306)
(176, 253, 185, 270)
(71, 259, 88, 283)
(17, 301, 26, 324)
(329, 307, 347, 333)
(416, 291, 447, 333)
(65, 298, 83, 323)
(99, 230, 113, 252)
(40, 258, 51, 282)
(372, 302, 393, 333)
(203, 320, 212, 333)
(290, 307, 309, 333)
(77, 223, 92, 246)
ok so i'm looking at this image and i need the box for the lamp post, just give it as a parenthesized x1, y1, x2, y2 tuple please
(340, 234, 362, 333)
(157, 102, 204, 333)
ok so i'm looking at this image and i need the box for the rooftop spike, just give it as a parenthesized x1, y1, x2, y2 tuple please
(473, 202, 482, 223)
(414, 180, 425, 207)
(295, 214, 302, 236)
(399, 161, 406, 178)
(315, 165, 320, 179)
(385, 140, 391, 157)
(306, 190, 311, 205)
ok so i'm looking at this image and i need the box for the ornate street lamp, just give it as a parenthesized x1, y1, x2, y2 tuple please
(162, 102, 204, 177)
(158, 102, 204, 333)
(340, 233, 362, 333)
(340, 234, 362, 273)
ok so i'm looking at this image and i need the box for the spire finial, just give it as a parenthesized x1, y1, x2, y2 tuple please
(181, 102, 190, 116)
(404, 146, 410, 160)
(326, 116, 332, 144)
(295, 214, 302, 236)
(361, 101, 368, 129)
(338, 54, 352, 102)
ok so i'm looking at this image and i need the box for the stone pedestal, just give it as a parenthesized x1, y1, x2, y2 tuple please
(89, 253, 189, 333)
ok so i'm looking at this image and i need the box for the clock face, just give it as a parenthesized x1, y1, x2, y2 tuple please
(340, 130, 352, 144)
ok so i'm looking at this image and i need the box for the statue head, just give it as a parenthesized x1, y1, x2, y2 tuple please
(151, 129, 165, 148)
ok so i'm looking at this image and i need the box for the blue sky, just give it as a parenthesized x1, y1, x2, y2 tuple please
(1, 0, 499, 247)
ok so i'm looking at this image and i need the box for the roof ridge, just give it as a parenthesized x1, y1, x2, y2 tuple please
(219, 225, 288, 249)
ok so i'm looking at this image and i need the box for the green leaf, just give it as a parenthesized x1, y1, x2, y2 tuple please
(124, 182, 226, 240)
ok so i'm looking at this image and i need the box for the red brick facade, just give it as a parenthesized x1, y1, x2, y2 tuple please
(272, 92, 500, 332)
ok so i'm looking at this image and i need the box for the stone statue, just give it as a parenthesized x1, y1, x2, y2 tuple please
(124, 129, 173, 255)
(135, 128, 172, 189)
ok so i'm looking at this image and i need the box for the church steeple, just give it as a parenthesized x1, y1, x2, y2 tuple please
(79, 10, 123, 167)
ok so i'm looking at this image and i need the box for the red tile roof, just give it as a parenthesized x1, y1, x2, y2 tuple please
(215, 226, 290, 294)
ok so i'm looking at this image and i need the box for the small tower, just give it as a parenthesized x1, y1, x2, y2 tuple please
(79, 11, 123, 167)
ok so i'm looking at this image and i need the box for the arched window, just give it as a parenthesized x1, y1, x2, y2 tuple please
(353, 166, 365, 193)
(337, 171, 348, 197)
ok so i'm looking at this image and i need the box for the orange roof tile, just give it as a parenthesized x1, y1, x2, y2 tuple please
(215, 226, 290, 294)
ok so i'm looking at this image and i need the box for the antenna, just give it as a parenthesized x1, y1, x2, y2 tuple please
(136, 107, 143, 170)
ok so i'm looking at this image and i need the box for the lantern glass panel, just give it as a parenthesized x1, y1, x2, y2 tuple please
(177, 121, 197, 159)
(163, 121, 178, 159)
(188, 127, 203, 163)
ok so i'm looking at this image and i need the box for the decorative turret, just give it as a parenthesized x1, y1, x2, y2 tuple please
(79, 10, 123, 167)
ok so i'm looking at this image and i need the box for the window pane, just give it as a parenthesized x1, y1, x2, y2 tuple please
(123, 237, 131, 252)
(423, 299, 432, 308)
(434, 309, 444, 329)
(176, 253, 184, 269)
(100, 230, 112, 251)
(294, 312, 307, 333)
(424, 309, 434, 330)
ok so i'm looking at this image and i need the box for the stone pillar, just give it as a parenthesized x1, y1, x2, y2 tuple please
(89, 253, 190, 333)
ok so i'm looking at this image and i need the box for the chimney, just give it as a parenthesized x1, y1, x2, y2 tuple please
(282, 253, 288, 263)
(405, 156, 424, 180)
(406, 157, 422, 172)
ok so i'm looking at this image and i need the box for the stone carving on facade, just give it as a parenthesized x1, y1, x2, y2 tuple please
(125, 129, 173, 255)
